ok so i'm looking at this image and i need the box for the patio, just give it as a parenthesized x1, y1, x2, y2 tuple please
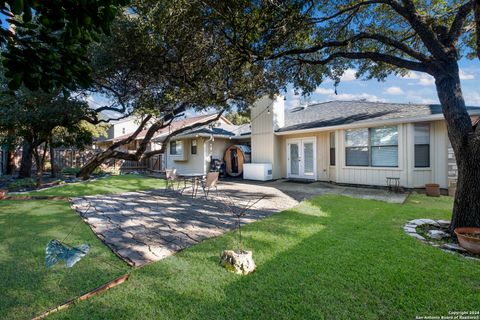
(71, 179, 407, 267)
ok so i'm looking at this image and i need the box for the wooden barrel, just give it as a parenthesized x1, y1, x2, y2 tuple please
(223, 145, 251, 177)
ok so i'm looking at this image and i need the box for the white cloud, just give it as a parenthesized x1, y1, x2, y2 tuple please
(401, 71, 435, 86)
(464, 92, 480, 105)
(384, 86, 404, 95)
(459, 69, 475, 80)
(340, 68, 357, 81)
(315, 87, 335, 95)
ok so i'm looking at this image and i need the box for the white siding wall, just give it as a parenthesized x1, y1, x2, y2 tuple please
(275, 120, 450, 188)
(250, 95, 284, 179)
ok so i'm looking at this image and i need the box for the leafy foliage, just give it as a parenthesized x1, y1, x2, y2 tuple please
(0, 0, 130, 91)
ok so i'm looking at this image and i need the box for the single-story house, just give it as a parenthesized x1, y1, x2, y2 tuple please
(96, 96, 480, 191)
(248, 96, 480, 191)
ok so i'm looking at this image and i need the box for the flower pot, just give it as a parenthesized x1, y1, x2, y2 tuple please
(454, 227, 480, 255)
(425, 183, 440, 197)
(0, 189, 7, 199)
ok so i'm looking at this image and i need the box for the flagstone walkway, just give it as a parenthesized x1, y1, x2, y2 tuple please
(71, 183, 298, 266)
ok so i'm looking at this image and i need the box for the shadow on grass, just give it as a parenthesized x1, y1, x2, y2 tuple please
(48, 195, 479, 320)
(0, 200, 129, 320)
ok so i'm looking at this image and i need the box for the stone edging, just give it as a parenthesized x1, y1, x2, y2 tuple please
(404, 219, 480, 261)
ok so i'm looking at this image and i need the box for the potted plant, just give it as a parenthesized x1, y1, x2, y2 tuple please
(454, 227, 480, 254)
(216, 193, 265, 275)
(425, 183, 440, 197)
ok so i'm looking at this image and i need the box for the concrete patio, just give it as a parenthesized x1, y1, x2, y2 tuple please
(71, 179, 407, 266)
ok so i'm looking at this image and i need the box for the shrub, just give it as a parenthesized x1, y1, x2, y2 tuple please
(61, 167, 81, 176)
(7, 178, 37, 190)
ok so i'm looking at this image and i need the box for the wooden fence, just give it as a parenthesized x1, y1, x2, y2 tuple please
(0, 148, 164, 175)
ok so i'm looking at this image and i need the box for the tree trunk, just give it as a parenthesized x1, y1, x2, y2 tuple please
(50, 143, 56, 178)
(5, 149, 15, 175)
(18, 139, 33, 178)
(434, 61, 480, 233)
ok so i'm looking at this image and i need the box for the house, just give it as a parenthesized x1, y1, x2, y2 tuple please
(95, 113, 250, 173)
(95, 96, 480, 192)
(248, 96, 480, 191)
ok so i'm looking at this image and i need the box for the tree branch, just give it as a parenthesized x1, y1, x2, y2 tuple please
(475, 0, 480, 59)
(448, 0, 475, 44)
(264, 32, 429, 63)
(291, 51, 428, 73)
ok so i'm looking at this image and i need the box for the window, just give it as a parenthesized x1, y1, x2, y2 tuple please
(191, 139, 197, 155)
(169, 140, 183, 155)
(414, 123, 430, 167)
(345, 126, 398, 167)
(345, 128, 369, 166)
(329, 132, 336, 166)
(370, 126, 398, 167)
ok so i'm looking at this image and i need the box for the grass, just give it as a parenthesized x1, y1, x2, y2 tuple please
(2, 178, 478, 319)
(0, 174, 165, 319)
(0, 200, 130, 320)
(41, 192, 477, 319)
(23, 174, 165, 197)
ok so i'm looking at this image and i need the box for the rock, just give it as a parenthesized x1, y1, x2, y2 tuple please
(403, 226, 416, 233)
(427, 230, 450, 240)
(220, 250, 256, 275)
(441, 243, 467, 253)
(421, 219, 438, 226)
(409, 219, 425, 226)
(407, 233, 425, 241)
(437, 220, 450, 228)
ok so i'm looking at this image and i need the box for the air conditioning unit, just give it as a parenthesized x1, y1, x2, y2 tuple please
(243, 163, 273, 181)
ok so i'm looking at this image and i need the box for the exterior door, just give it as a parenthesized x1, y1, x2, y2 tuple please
(287, 138, 316, 179)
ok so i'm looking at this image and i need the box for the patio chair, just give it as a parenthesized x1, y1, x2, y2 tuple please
(200, 171, 219, 198)
(165, 168, 178, 191)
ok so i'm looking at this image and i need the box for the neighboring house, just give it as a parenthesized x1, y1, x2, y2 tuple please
(249, 96, 480, 190)
(95, 113, 250, 173)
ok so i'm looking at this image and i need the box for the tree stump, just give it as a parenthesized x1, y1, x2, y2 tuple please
(219, 250, 256, 275)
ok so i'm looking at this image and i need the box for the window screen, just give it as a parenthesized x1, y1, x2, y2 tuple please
(345, 129, 369, 166)
(414, 124, 430, 167)
(330, 132, 336, 166)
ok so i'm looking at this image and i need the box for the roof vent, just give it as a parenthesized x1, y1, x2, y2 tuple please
(290, 105, 308, 113)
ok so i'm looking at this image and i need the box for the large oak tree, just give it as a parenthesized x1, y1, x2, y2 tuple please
(77, 0, 278, 179)
(205, 0, 480, 233)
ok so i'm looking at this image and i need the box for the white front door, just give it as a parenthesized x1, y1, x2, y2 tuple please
(287, 138, 316, 179)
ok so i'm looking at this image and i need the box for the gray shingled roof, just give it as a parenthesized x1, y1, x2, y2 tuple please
(278, 100, 480, 132)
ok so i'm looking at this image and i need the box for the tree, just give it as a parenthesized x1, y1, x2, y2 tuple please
(205, 0, 480, 233)
(0, 89, 94, 182)
(0, 0, 129, 91)
(77, 0, 277, 179)
(226, 110, 251, 125)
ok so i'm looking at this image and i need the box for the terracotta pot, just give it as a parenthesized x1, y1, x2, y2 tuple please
(425, 183, 440, 197)
(455, 227, 480, 254)
(0, 189, 7, 200)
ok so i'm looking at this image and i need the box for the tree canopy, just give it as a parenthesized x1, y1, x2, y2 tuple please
(0, 0, 129, 91)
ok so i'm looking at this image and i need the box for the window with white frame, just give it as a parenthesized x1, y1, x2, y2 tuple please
(345, 126, 398, 167)
(414, 123, 430, 168)
(169, 140, 183, 155)
(329, 132, 336, 166)
(191, 139, 197, 155)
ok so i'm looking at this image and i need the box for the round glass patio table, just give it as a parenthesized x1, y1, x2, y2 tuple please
(177, 173, 206, 197)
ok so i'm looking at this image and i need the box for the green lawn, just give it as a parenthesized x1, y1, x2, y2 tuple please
(0, 175, 165, 319)
(24, 174, 165, 197)
(2, 178, 478, 319)
(42, 192, 476, 319)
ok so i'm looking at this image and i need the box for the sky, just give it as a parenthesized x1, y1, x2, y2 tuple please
(1, 13, 479, 114)
(283, 58, 480, 110)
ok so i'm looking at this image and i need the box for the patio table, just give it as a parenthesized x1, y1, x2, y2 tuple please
(177, 173, 206, 198)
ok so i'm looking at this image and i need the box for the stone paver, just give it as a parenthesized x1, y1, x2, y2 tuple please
(71, 182, 298, 267)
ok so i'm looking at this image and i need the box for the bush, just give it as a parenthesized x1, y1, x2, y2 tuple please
(92, 167, 121, 176)
(7, 178, 36, 190)
(61, 167, 81, 176)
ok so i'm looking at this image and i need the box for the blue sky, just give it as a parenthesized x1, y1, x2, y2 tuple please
(283, 58, 480, 110)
